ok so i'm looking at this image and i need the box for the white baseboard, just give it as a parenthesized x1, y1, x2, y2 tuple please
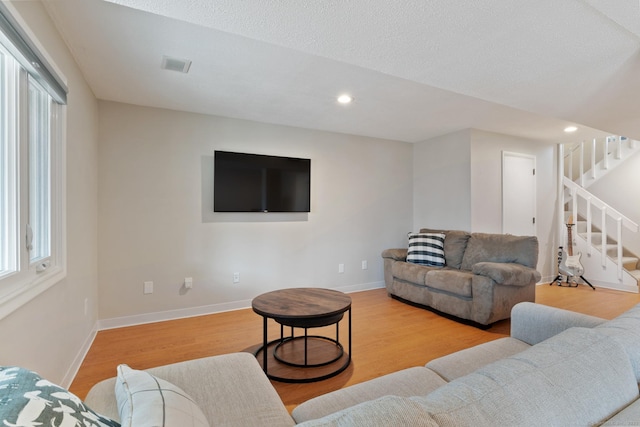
(98, 282, 386, 331)
(587, 279, 639, 293)
(538, 275, 556, 285)
(541, 275, 638, 293)
(98, 299, 253, 330)
(334, 281, 385, 294)
(61, 321, 98, 389)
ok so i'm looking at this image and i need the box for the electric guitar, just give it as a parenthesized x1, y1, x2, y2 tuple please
(559, 217, 584, 277)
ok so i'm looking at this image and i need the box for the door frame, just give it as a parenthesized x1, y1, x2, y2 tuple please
(502, 151, 537, 236)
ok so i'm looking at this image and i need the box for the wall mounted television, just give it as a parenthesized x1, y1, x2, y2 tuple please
(214, 151, 311, 213)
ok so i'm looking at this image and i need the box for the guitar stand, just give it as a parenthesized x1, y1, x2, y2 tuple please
(551, 274, 595, 290)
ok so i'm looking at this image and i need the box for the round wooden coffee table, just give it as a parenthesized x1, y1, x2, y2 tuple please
(251, 288, 352, 383)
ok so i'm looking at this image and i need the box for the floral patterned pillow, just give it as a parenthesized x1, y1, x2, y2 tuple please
(0, 366, 120, 427)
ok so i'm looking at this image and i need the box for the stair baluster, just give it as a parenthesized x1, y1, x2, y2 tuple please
(561, 177, 639, 290)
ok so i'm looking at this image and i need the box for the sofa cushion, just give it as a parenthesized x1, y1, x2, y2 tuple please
(412, 327, 638, 426)
(407, 233, 445, 266)
(420, 229, 471, 269)
(594, 303, 640, 382)
(425, 270, 473, 298)
(292, 367, 446, 423)
(295, 395, 438, 427)
(425, 337, 530, 381)
(115, 364, 209, 427)
(0, 366, 120, 427)
(391, 259, 436, 284)
(460, 233, 538, 270)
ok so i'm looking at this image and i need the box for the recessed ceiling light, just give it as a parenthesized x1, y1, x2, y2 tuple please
(564, 126, 578, 133)
(337, 94, 353, 104)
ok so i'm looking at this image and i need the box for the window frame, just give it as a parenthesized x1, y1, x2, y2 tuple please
(0, 49, 16, 279)
(0, 9, 67, 321)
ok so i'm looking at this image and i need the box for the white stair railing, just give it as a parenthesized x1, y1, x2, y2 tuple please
(564, 177, 639, 280)
(564, 136, 639, 188)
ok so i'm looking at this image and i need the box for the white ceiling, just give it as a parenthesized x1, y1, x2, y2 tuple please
(42, 0, 640, 143)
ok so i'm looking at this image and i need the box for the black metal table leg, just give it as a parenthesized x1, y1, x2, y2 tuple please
(304, 327, 308, 365)
(348, 307, 352, 362)
(262, 316, 268, 375)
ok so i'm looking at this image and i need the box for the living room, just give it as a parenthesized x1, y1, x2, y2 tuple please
(2, 0, 640, 417)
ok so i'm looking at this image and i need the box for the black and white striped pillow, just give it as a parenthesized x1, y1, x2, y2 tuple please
(407, 232, 446, 267)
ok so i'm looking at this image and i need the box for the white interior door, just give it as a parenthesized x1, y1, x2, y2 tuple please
(502, 152, 536, 236)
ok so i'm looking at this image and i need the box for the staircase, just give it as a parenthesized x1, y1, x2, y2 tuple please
(564, 136, 640, 188)
(573, 220, 640, 283)
(560, 137, 640, 292)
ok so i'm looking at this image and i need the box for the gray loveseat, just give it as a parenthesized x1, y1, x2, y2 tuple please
(77, 301, 640, 426)
(382, 229, 541, 326)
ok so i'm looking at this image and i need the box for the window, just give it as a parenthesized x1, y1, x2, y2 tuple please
(28, 79, 51, 263)
(0, 43, 17, 281)
(0, 48, 9, 276)
(0, 4, 67, 319)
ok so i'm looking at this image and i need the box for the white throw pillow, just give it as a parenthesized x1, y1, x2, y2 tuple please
(407, 232, 446, 267)
(115, 364, 209, 427)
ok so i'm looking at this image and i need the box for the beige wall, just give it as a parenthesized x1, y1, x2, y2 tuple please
(413, 129, 557, 281)
(97, 101, 413, 322)
(0, 2, 99, 386)
(413, 129, 472, 230)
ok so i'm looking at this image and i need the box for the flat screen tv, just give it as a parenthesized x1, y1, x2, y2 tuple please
(214, 151, 311, 212)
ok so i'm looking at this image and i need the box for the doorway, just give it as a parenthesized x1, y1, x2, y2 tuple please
(502, 151, 536, 236)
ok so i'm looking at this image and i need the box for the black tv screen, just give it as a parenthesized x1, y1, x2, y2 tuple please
(214, 151, 311, 212)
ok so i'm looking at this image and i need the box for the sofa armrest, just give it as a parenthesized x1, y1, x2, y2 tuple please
(381, 248, 407, 261)
(510, 302, 607, 345)
(471, 262, 541, 286)
(84, 353, 295, 426)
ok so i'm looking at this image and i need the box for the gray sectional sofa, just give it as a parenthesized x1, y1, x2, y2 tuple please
(74, 301, 640, 426)
(382, 229, 541, 326)
(0, 302, 640, 427)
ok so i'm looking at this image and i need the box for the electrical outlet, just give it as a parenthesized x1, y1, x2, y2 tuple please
(233, 272, 240, 283)
(362, 260, 368, 270)
(143, 281, 153, 294)
(184, 277, 193, 289)
(338, 263, 344, 273)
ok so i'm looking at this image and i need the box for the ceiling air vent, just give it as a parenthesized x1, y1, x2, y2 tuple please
(161, 55, 192, 73)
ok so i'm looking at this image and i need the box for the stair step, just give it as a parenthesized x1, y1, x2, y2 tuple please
(622, 257, 639, 270)
(629, 270, 640, 282)
(576, 234, 639, 269)
(578, 232, 611, 245)
(600, 244, 618, 253)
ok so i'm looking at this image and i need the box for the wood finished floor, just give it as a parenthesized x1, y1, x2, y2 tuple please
(70, 284, 640, 412)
